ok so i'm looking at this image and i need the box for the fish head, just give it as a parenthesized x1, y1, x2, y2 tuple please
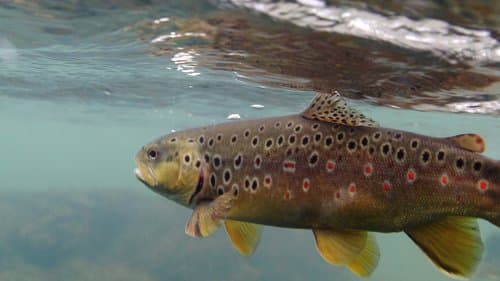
(135, 134, 203, 207)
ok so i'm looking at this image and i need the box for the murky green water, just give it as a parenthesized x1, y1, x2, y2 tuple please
(1, 1, 499, 280)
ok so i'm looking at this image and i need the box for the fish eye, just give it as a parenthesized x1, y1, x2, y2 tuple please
(147, 148, 159, 160)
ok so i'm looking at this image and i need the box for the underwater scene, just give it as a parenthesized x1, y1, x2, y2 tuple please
(1, 0, 499, 280)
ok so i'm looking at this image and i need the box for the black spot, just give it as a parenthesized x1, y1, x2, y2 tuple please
(187, 138, 194, 143)
(373, 132, 381, 141)
(184, 154, 191, 163)
(382, 143, 391, 155)
(368, 146, 375, 156)
(213, 156, 221, 168)
(254, 155, 262, 167)
(251, 179, 258, 190)
(312, 124, 320, 130)
(234, 154, 242, 167)
(394, 133, 402, 140)
(314, 133, 322, 142)
(210, 174, 216, 187)
(456, 158, 465, 170)
(325, 136, 333, 147)
(287, 122, 293, 128)
(198, 135, 205, 144)
(437, 151, 445, 161)
(473, 161, 482, 172)
(411, 139, 419, 149)
(208, 138, 214, 147)
(224, 170, 231, 183)
(275, 122, 281, 128)
(295, 125, 302, 133)
(289, 135, 296, 144)
(204, 153, 210, 163)
(195, 160, 201, 168)
(421, 150, 430, 163)
(309, 153, 318, 166)
(286, 148, 293, 156)
(233, 185, 239, 196)
(337, 132, 345, 142)
(277, 135, 284, 146)
(231, 135, 237, 143)
(244, 130, 250, 138)
(259, 125, 265, 132)
(361, 136, 369, 147)
(216, 134, 222, 142)
(244, 178, 250, 189)
(396, 148, 405, 161)
(266, 139, 273, 148)
(302, 136, 310, 146)
(347, 140, 356, 151)
(252, 136, 259, 146)
(169, 138, 176, 143)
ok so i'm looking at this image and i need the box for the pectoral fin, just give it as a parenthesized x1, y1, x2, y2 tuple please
(301, 92, 379, 127)
(313, 229, 379, 277)
(224, 220, 261, 256)
(185, 193, 234, 238)
(405, 217, 483, 279)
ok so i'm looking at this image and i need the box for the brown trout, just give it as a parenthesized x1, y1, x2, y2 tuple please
(134, 92, 500, 279)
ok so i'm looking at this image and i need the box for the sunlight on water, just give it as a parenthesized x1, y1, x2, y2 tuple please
(0, 0, 499, 280)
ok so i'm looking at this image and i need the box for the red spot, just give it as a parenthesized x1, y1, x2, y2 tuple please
(326, 160, 335, 172)
(383, 181, 391, 192)
(478, 180, 488, 191)
(476, 136, 483, 144)
(265, 177, 271, 184)
(407, 169, 416, 183)
(363, 163, 373, 177)
(440, 174, 449, 186)
(284, 190, 291, 200)
(302, 178, 310, 191)
(348, 183, 356, 193)
(335, 191, 341, 199)
(283, 161, 296, 168)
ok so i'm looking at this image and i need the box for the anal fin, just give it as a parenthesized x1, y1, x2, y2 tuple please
(185, 193, 234, 238)
(224, 220, 261, 256)
(405, 217, 483, 279)
(313, 229, 380, 277)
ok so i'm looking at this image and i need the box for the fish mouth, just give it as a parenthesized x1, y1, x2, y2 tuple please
(134, 166, 158, 188)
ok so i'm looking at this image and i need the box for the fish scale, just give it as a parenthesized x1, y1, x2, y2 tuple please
(135, 92, 499, 279)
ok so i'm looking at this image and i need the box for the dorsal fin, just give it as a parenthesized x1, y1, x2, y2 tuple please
(446, 134, 485, 153)
(301, 92, 379, 127)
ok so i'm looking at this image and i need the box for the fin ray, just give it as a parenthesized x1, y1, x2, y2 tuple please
(313, 229, 366, 266)
(347, 233, 380, 277)
(301, 92, 379, 127)
(185, 193, 234, 238)
(224, 220, 261, 256)
(405, 217, 483, 278)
